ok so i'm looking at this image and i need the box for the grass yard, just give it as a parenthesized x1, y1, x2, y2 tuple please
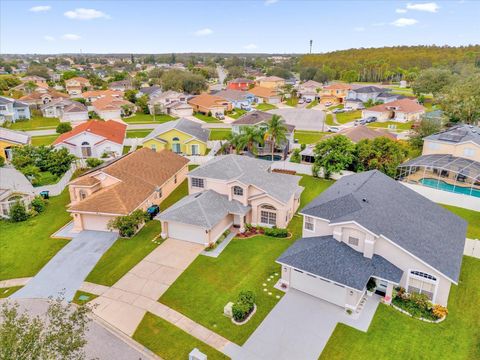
(441, 204, 480, 239)
(159, 175, 333, 344)
(306, 99, 319, 109)
(123, 113, 176, 124)
(327, 104, 343, 111)
(122, 146, 131, 154)
(228, 109, 247, 119)
(31, 135, 59, 146)
(85, 221, 162, 286)
(34, 171, 59, 186)
(367, 121, 413, 131)
(7, 117, 60, 130)
(285, 97, 299, 107)
(294, 130, 328, 145)
(336, 110, 362, 124)
(72, 291, 98, 305)
(133, 313, 228, 360)
(126, 130, 151, 138)
(255, 103, 277, 111)
(321, 256, 480, 360)
(160, 179, 189, 211)
(0, 286, 23, 298)
(194, 113, 222, 123)
(209, 129, 231, 141)
(0, 190, 71, 280)
(325, 114, 335, 126)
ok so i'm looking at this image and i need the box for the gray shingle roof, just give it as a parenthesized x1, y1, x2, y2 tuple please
(143, 118, 209, 143)
(189, 155, 303, 204)
(277, 236, 403, 290)
(139, 86, 161, 96)
(424, 124, 480, 146)
(232, 110, 273, 125)
(159, 189, 250, 229)
(351, 86, 386, 94)
(301, 170, 467, 282)
(213, 89, 251, 102)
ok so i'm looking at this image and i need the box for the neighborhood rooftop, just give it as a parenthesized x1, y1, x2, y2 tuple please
(143, 118, 210, 143)
(424, 124, 480, 145)
(53, 119, 127, 146)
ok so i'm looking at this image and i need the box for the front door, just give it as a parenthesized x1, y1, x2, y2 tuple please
(172, 143, 181, 153)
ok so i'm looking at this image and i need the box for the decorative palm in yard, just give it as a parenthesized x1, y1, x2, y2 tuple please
(240, 126, 265, 155)
(266, 115, 287, 160)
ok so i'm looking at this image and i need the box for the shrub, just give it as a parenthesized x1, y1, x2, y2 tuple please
(264, 227, 288, 238)
(9, 201, 29, 222)
(0, 156, 4, 167)
(86, 158, 104, 168)
(88, 111, 96, 119)
(107, 209, 147, 237)
(56, 122, 72, 134)
(432, 304, 448, 319)
(207, 111, 212, 117)
(300, 143, 306, 151)
(232, 290, 256, 322)
(238, 290, 256, 307)
(30, 196, 46, 213)
(290, 148, 301, 163)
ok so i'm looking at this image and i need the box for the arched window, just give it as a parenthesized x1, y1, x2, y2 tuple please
(407, 270, 438, 301)
(260, 204, 276, 226)
(233, 186, 243, 196)
(172, 137, 180, 141)
(81, 141, 92, 157)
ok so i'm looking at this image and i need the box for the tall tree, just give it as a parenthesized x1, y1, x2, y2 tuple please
(313, 135, 356, 178)
(240, 127, 265, 155)
(412, 68, 452, 96)
(266, 115, 287, 161)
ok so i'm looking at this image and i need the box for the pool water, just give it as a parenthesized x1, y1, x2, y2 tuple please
(257, 154, 283, 161)
(419, 178, 480, 198)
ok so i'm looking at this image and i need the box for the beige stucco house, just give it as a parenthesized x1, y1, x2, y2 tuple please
(159, 155, 303, 246)
(277, 170, 466, 313)
(362, 98, 425, 123)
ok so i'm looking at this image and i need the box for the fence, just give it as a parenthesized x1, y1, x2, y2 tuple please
(270, 161, 355, 179)
(464, 239, 480, 259)
(34, 160, 84, 197)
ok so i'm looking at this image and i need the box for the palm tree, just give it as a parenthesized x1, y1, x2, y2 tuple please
(240, 127, 265, 155)
(221, 133, 245, 155)
(266, 115, 287, 161)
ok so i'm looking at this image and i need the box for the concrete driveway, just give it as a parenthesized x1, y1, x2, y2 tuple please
(12, 230, 118, 302)
(229, 289, 380, 360)
(268, 108, 326, 131)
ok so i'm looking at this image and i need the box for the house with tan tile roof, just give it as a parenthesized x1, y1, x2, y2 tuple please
(249, 86, 282, 104)
(187, 93, 232, 116)
(19, 89, 69, 107)
(65, 77, 91, 96)
(92, 95, 135, 120)
(362, 98, 425, 123)
(256, 76, 286, 89)
(320, 83, 353, 105)
(81, 89, 124, 103)
(67, 148, 189, 232)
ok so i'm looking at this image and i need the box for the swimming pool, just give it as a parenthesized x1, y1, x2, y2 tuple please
(257, 154, 283, 161)
(419, 178, 480, 198)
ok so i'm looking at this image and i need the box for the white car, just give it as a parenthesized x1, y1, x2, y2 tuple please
(325, 102, 333, 107)
(298, 98, 305, 104)
(328, 126, 341, 133)
(344, 106, 353, 111)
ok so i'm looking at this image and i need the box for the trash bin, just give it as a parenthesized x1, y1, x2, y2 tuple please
(39, 190, 50, 199)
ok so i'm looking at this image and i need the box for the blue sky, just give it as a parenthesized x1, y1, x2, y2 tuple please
(1, 1, 479, 54)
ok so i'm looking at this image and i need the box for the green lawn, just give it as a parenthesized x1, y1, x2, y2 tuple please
(336, 110, 362, 124)
(0, 190, 71, 280)
(126, 130, 151, 138)
(159, 175, 333, 344)
(122, 146, 131, 154)
(294, 131, 328, 145)
(321, 256, 480, 360)
(228, 109, 247, 119)
(34, 171, 59, 186)
(367, 121, 413, 131)
(194, 113, 222, 123)
(285, 97, 299, 107)
(85, 221, 162, 286)
(133, 313, 228, 360)
(160, 179, 189, 211)
(123, 113, 176, 124)
(72, 291, 98, 305)
(0, 286, 23, 298)
(7, 117, 60, 130)
(325, 114, 335, 126)
(255, 103, 277, 111)
(209, 129, 232, 141)
(306, 99, 319, 109)
(31, 135, 59, 146)
(441, 204, 480, 239)
(327, 104, 344, 111)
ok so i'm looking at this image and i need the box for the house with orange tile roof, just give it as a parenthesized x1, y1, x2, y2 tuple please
(67, 148, 189, 232)
(187, 93, 232, 116)
(53, 119, 127, 158)
(65, 77, 91, 96)
(92, 95, 135, 120)
(362, 98, 425, 123)
(81, 89, 124, 103)
(19, 89, 69, 107)
(249, 86, 282, 104)
(319, 83, 353, 105)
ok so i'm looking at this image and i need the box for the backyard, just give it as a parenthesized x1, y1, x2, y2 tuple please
(7, 116, 60, 130)
(367, 121, 413, 131)
(122, 113, 176, 124)
(255, 103, 277, 111)
(31, 135, 59, 146)
(441, 204, 480, 239)
(209, 129, 231, 141)
(294, 130, 328, 145)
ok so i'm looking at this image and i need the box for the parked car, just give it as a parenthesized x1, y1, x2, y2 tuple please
(325, 101, 333, 106)
(366, 116, 377, 123)
(332, 108, 345, 114)
(305, 98, 312, 103)
(298, 98, 305, 104)
(328, 126, 341, 133)
(146, 204, 160, 219)
(357, 104, 366, 110)
(344, 106, 353, 111)
(215, 112, 225, 120)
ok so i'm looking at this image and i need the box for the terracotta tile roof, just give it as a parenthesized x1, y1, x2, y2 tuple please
(92, 95, 132, 111)
(82, 90, 124, 98)
(230, 78, 254, 84)
(68, 148, 189, 215)
(53, 120, 127, 145)
(66, 77, 90, 84)
(248, 86, 278, 98)
(367, 98, 425, 113)
(323, 83, 352, 90)
(187, 93, 230, 109)
(20, 89, 69, 101)
(323, 125, 397, 143)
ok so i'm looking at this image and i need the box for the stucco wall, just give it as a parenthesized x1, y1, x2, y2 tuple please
(143, 129, 208, 155)
(208, 214, 233, 244)
(422, 140, 480, 162)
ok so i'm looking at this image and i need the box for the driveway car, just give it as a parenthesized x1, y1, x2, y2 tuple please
(328, 126, 341, 133)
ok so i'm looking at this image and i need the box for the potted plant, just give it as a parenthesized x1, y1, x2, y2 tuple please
(366, 278, 376, 297)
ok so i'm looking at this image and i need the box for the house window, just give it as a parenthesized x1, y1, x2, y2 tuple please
(260, 204, 276, 226)
(157, 187, 162, 198)
(151, 144, 157, 151)
(191, 178, 204, 188)
(79, 190, 87, 200)
(304, 216, 314, 231)
(233, 186, 243, 196)
(172, 138, 181, 153)
(81, 141, 92, 157)
(407, 270, 438, 301)
(191, 144, 200, 155)
(174, 175, 177, 184)
(348, 236, 359, 246)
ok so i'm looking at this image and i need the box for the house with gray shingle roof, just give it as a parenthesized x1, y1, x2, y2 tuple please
(158, 155, 303, 246)
(277, 170, 466, 312)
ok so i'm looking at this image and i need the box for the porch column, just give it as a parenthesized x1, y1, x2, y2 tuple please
(239, 214, 246, 233)
(384, 283, 394, 305)
(160, 221, 168, 239)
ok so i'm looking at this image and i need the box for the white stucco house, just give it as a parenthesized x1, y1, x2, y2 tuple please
(0, 96, 31, 124)
(41, 99, 89, 124)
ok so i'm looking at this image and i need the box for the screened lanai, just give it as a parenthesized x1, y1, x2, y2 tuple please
(396, 154, 480, 198)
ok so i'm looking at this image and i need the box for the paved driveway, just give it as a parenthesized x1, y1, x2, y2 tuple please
(12, 231, 118, 302)
(268, 108, 326, 131)
(227, 290, 379, 360)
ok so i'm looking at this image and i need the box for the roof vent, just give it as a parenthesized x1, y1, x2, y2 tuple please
(362, 198, 368, 203)
(194, 193, 203, 199)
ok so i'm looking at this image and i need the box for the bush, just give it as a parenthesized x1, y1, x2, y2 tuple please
(86, 158, 104, 168)
(107, 209, 147, 237)
(56, 122, 72, 134)
(232, 290, 256, 322)
(238, 290, 256, 307)
(264, 227, 288, 238)
(9, 201, 29, 222)
(300, 143, 306, 151)
(0, 156, 4, 167)
(31, 196, 46, 213)
(290, 148, 301, 163)
(432, 304, 448, 319)
(207, 111, 212, 117)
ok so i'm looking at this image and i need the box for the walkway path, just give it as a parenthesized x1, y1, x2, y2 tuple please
(0, 277, 32, 288)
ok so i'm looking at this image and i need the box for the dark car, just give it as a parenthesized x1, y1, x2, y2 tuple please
(146, 205, 160, 219)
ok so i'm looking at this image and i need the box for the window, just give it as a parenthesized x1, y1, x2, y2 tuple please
(157, 187, 162, 198)
(81, 141, 92, 157)
(304, 216, 314, 231)
(172, 143, 181, 153)
(191, 178, 204, 188)
(260, 204, 276, 225)
(348, 236, 359, 246)
(151, 144, 157, 151)
(464, 148, 476, 157)
(174, 175, 177, 184)
(233, 186, 243, 196)
(407, 270, 437, 301)
(79, 190, 87, 200)
(191, 144, 200, 155)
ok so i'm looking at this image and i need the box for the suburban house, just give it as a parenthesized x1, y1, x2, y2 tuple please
(213, 89, 255, 110)
(53, 120, 127, 158)
(320, 83, 352, 105)
(108, 80, 133, 91)
(148, 90, 192, 116)
(41, 99, 89, 123)
(345, 86, 404, 109)
(362, 98, 425, 123)
(138, 86, 162, 99)
(227, 78, 254, 91)
(159, 155, 303, 246)
(256, 76, 286, 89)
(21, 75, 47, 86)
(188, 93, 232, 116)
(249, 86, 282, 104)
(92, 95, 135, 120)
(0, 128, 31, 160)
(65, 77, 91, 96)
(81, 90, 124, 103)
(67, 148, 189, 232)
(0, 96, 31, 123)
(19, 89, 69, 107)
(298, 80, 322, 101)
(142, 118, 210, 155)
(0, 167, 35, 219)
(277, 170, 466, 313)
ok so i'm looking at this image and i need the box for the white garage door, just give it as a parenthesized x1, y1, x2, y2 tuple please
(290, 269, 346, 307)
(81, 214, 113, 232)
(168, 222, 206, 244)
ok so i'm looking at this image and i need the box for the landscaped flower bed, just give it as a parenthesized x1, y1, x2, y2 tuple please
(237, 224, 290, 238)
(392, 287, 448, 322)
(231, 290, 256, 325)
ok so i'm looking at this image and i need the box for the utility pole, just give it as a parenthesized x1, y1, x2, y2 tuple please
(309, 40, 313, 54)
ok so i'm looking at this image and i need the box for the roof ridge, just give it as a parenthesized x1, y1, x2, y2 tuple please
(196, 191, 212, 228)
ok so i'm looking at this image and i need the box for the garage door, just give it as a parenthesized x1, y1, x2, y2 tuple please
(290, 269, 346, 307)
(168, 222, 206, 244)
(81, 214, 113, 232)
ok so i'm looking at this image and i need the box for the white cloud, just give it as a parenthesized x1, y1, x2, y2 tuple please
(29, 5, 51, 12)
(406, 2, 439, 13)
(265, 0, 278, 5)
(396, 8, 407, 13)
(354, 26, 365, 32)
(44, 35, 55, 41)
(391, 18, 419, 27)
(64, 8, 110, 20)
(61, 33, 81, 41)
(194, 28, 213, 36)
(243, 44, 258, 50)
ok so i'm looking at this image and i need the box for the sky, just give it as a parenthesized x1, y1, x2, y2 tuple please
(1, 0, 479, 54)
